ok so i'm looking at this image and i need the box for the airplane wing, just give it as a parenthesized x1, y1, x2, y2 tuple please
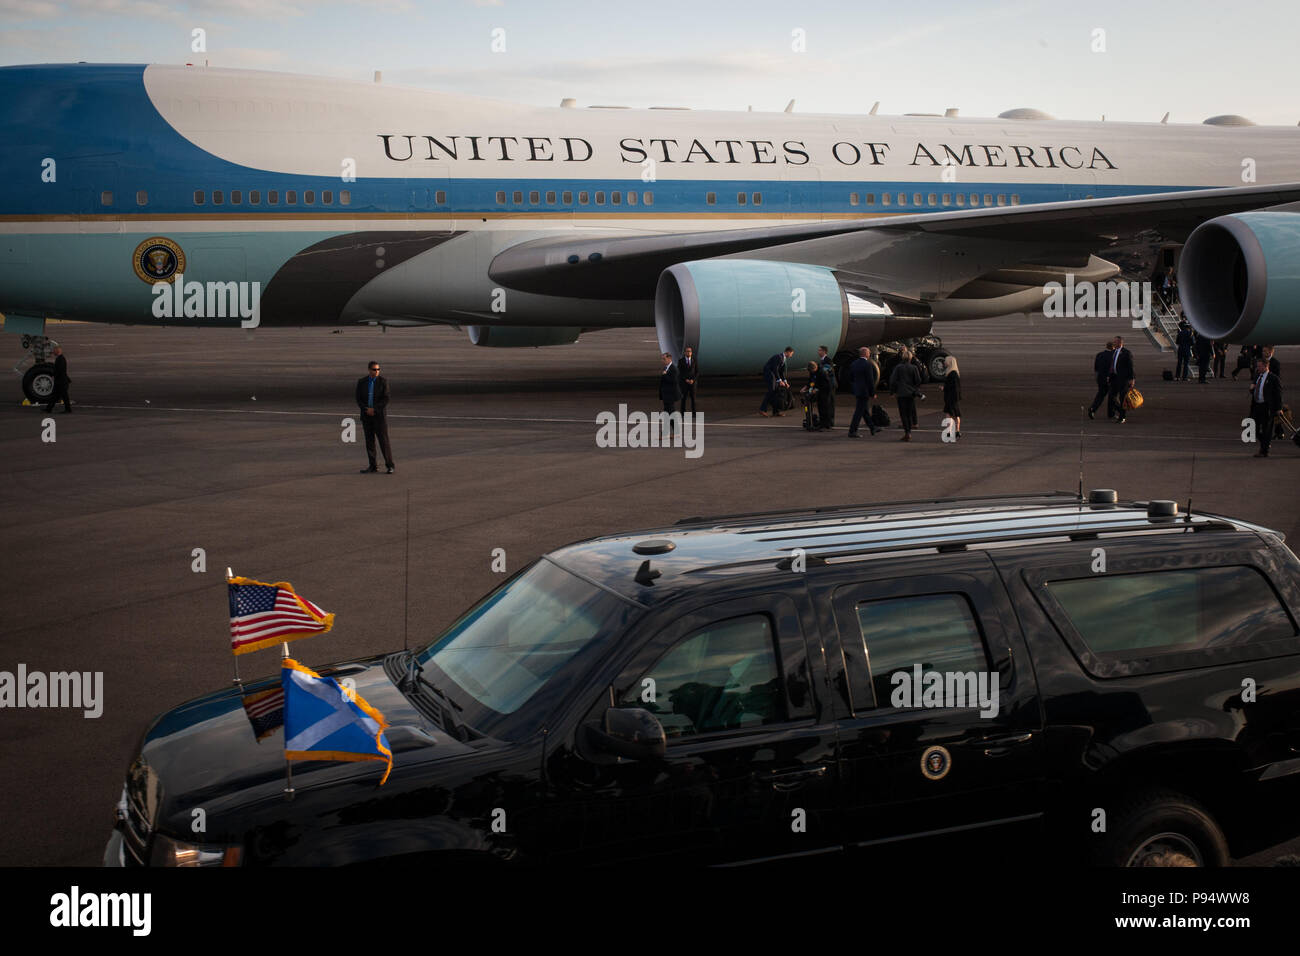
(489, 182, 1300, 301)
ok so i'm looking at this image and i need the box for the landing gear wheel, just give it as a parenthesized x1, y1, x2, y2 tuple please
(22, 363, 56, 403)
(928, 350, 951, 380)
(1095, 790, 1229, 867)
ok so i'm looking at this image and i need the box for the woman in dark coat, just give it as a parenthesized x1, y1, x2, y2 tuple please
(943, 355, 962, 438)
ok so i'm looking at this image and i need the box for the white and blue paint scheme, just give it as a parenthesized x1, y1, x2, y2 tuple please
(4, 62, 1300, 398)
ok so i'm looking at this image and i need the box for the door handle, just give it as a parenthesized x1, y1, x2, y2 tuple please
(761, 765, 829, 792)
(978, 732, 1034, 757)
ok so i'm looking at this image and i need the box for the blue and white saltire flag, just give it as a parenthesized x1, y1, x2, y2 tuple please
(282, 658, 392, 785)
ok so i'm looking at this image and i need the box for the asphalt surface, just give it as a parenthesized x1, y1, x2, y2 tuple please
(3, 314, 1299, 866)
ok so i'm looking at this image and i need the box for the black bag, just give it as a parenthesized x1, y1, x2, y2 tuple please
(870, 404, 890, 428)
(776, 384, 795, 411)
(1162, 369, 1174, 381)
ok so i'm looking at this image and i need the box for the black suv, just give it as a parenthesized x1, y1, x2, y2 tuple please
(105, 492, 1300, 867)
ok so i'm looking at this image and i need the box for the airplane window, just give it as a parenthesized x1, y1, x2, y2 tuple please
(269, 190, 279, 204)
(579, 191, 589, 204)
(340, 190, 351, 205)
(562, 191, 573, 204)
(627, 191, 637, 205)
(286, 190, 297, 204)
(898, 194, 906, 206)
(611, 191, 621, 205)
(512, 190, 523, 204)
(1010, 194, 1020, 205)
(213, 190, 223, 205)
(231, 190, 242, 204)
(866, 193, 874, 205)
(193, 190, 205, 205)
(984, 193, 992, 206)
(436, 190, 446, 204)
(496, 190, 506, 204)
(250, 190, 261, 204)
(100, 191, 113, 206)
(970, 194, 979, 206)
(545, 191, 556, 204)
(706, 192, 716, 204)
(882, 193, 891, 206)
(850, 193, 860, 206)
(321, 190, 332, 204)
(913, 193, 922, 206)
(752, 193, 761, 205)
(304, 190, 314, 204)
(996, 194, 1006, 206)
(928, 193, 936, 205)
(136, 190, 148, 206)
(595, 191, 605, 204)
(737, 192, 746, 205)
(942, 194, 951, 206)
(529, 191, 540, 204)
(643, 191, 653, 205)
(956, 194, 965, 206)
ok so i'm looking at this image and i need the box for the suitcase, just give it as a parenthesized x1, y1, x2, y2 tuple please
(870, 404, 890, 428)
(776, 384, 795, 412)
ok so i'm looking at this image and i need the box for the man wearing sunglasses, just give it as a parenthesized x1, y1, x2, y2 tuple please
(355, 360, 395, 474)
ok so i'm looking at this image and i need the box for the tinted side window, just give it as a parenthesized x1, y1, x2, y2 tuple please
(1047, 566, 1296, 659)
(856, 594, 988, 708)
(621, 614, 782, 738)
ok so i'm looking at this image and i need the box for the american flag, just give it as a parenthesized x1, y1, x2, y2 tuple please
(228, 576, 334, 656)
(240, 685, 285, 742)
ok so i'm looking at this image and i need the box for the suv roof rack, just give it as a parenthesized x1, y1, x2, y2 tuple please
(674, 491, 1081, 527)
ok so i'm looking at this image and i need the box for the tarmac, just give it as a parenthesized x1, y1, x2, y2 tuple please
(2, 313, 1299, 865)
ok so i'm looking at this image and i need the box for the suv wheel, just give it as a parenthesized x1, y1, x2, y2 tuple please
(1098, 790, 1229, 867)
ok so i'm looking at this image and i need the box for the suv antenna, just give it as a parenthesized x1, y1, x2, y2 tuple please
(1077, 418, 1086, 503)
(403, 489, 411, 652)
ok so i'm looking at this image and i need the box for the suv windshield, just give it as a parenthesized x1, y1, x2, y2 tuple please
(417, 558, 640, 739)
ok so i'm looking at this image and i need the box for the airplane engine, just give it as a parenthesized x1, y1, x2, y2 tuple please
(467, 325, 582, 347)
(1180, 211, 1300, 344)
(654, 260, 932, 374)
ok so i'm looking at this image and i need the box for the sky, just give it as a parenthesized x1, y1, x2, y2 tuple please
(2, 0, 1298, 125)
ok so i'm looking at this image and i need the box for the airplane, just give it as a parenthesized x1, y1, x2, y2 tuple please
(3, 62, 1300, 403)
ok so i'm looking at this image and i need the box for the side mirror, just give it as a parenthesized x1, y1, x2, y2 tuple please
(585, 707, 667, 760)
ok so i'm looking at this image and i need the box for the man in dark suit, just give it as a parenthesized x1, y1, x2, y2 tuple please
(679, 346, 698, 415)
(846, 347, 879, 438)
(1174, 322, 1193, 381)
(1249, 359, 1283, 457)
(659, 351, 682, 436)
(1105, 335, 1136, 423)
(355, 360, 394, 473)
(1262, 345, 1280, 379)
(1087, 341, 1113, 419)
(1194, 332, 1213, 384)
(816, 346, 838, 427)
(759, 347, 794, 417)
(44, 345, 71, 413)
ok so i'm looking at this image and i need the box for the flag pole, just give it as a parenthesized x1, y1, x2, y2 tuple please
(227, 568, 243, 687)
(281, 643, 294, 799)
